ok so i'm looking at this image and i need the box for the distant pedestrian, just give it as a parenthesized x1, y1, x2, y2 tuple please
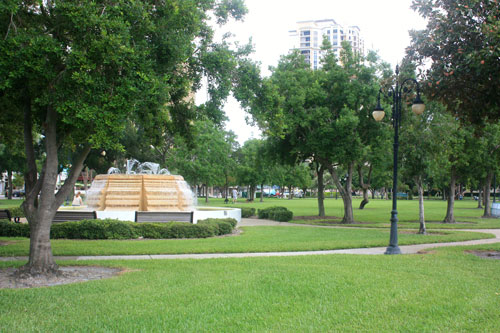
(72, 192, 83, 206)
(232, 188, 238, 204)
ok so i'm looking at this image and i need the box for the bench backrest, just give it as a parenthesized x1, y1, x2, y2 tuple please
(0, 209, 12, 221)
(53, 211, 97, 223)
(135, 211, 193, 223)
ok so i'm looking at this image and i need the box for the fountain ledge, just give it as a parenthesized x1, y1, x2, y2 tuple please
(61, 207, 242, 224)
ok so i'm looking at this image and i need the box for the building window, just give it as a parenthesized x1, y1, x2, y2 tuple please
(333, 29, 337, 33)
(301, 30, 310, 36)
(327, 30, 330, 34)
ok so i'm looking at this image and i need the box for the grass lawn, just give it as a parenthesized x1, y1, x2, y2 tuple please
(0, 227, 493, 257)
(1, 243, 500, 331)
(0, 199, 23, 209)
(200, 197, 500, 229)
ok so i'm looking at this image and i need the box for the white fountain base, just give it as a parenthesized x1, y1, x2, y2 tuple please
(58, 206, 241, 224)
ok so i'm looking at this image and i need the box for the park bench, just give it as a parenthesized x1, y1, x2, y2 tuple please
(0, 209, 12, 222)
(135, 211, 193, 223)
(52, 210, 97, 223)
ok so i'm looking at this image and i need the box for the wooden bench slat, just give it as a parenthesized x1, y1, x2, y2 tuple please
(53, 211, 97, 223)
(0, 209, 12, 221)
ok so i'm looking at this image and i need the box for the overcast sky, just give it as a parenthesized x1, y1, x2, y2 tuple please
(197, 0, 428, 144)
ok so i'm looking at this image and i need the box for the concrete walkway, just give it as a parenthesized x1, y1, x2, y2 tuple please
(1, 218, 499, 262)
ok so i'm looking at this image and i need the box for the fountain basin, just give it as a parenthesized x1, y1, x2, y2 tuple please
(58, 206, 241, 224)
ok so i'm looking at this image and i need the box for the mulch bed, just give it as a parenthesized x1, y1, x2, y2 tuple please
(293, 216, 370, 225)
(0, 266, 125, 289)
(465, 250, 500, 260)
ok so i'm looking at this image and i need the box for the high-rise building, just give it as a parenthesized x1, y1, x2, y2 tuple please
(288, 19, 364, 69)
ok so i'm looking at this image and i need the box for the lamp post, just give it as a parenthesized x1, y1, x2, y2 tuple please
(372, 65, 425, 254)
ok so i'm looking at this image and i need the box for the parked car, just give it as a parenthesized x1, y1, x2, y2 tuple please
(13, 189, 25, 197)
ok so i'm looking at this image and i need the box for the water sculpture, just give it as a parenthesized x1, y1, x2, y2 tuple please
(86, 160, 194, 212)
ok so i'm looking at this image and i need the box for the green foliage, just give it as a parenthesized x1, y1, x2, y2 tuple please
(258, 206, 293, 222)
(7, 206, 24, 218)
(408, 0, 500, 125)
(240, 207, 256, 218)
(0, 218, 237, 239)
(50, 220, 138, 240)
(0, 0, 251, 269)
(0, 220, 29, 237)
(168, 121, 238, 198)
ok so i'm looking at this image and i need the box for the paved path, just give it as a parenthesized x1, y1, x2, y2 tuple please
(1, 219, 499, 262)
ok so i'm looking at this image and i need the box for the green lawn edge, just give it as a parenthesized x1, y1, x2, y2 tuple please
(0, 226, 493, 256)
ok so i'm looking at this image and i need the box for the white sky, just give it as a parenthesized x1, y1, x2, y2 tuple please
(197, 0, 428, 145)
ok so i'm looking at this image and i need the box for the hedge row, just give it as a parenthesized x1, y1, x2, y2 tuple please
(0, 218, 237, 240)
(257, 206, 293, 222)
(4, 207, 25, 218)
(240, 207, 256, 218)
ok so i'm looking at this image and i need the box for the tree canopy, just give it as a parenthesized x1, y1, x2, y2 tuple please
(408, 0, 500, 125)
(0, 0, 248, 276)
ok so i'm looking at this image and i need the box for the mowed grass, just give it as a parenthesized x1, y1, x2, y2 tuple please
(0, 226, 492, 257)
(1, 243, 500, 331)
(0, 199, 23, 209)
(200, 197, 500, 229)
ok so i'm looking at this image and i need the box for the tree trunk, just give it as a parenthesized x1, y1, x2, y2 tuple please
(443, 168, 456, 223)
(82, 167, 89, 192)
(205, 184, 209, 203)
(329, 163, 354, 224)
(7, 170, 13, 200)
(357, 164, 372, 210)
(478, 187, 483, 208)
(316, 163, 325, 217)
(288, 185, 293, 200)
(483, 172, 493, 218)
(260, 183, 264, 202)
(360, 188, 369, 209)
(19, 105, 91, 277)
(225, 175, 228, 201)
(416, 177, 426, 234)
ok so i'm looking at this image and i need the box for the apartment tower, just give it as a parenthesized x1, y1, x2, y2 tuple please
(288, 19, 364, 69)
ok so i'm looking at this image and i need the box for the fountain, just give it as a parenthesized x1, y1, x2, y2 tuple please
(73, 160, 240, 223)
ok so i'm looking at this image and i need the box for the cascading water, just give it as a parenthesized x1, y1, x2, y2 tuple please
(86, 160, 194, 211)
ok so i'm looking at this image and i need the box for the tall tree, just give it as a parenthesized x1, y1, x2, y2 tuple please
(234, 41, 384, 222)
(0, 0, 248, 277)
(168, 120, 237, 203)
(408, 0, 500, 125)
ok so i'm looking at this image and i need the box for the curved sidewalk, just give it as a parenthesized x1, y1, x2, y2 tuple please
(1, 219, 499, 262)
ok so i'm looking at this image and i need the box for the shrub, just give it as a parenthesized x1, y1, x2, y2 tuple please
(9, 207, 26, 218)
(134, 223, 164, 239)
(0, 220, 30, 237)
(51, 219, 138, 240)
(0, 218, 237, 239)
(268, 209, 293, 222)
(257, 206, 293, 222)
(198, 218, 237, 235)
(240, 207, 256, 218)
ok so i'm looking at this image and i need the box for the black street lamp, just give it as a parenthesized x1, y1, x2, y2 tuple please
(372, 65, 425, 254)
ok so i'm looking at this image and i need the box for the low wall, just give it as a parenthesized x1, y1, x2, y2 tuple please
(492, 203, 500, 217)
(192, 208, 241, 224)
(63, 207, 242, 224)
